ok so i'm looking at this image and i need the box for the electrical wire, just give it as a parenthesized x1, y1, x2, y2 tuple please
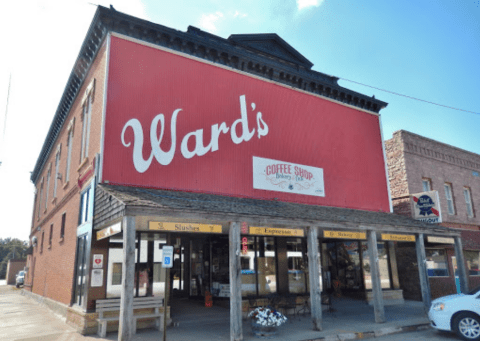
(339, 77, 479, 115)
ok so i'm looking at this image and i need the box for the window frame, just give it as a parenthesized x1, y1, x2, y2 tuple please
(53, 145, 61, 198)
(80, 95, 92, 162)
(464, 187, 474, 218)
(425, 248, 450, 277)
(422, 178, 432, 192)
(465, 250, 480, 276)
(60, 213, 66, 239)
(444, 183, 455, 215)
(45, 165, 51, 211)
(65, 119, 74, 182)
(49, 224, 53, 246)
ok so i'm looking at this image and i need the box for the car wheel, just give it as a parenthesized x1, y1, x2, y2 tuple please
(16, 284, 19, 288)
(453, 312, 480, 340)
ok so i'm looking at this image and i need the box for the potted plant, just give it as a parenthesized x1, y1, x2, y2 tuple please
(248, 306, 287, 338)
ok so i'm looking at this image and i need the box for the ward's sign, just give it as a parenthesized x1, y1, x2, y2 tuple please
(411, 191, 442, 223)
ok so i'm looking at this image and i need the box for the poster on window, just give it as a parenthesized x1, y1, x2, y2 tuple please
(410, 191, 442, 223)
(91, 269, 103, 287)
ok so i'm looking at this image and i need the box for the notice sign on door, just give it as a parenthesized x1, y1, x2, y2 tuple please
(93, 254, 103, 269)
(162, 246, 174, 268)
(253, 156, 325, 197)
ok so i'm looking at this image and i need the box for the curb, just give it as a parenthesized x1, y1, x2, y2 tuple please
(302, 323, 431, 340)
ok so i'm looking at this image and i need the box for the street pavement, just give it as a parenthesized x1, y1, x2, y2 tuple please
(373, 327, 462, 341)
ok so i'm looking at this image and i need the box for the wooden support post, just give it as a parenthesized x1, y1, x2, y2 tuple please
(229, 222, 243, 341)
(454, 236, 469, 294)
(307, 226, 322, 331)
(119, 216, 136, 341)
(416, 233, 431, 312)
(367, 230, 385, 323)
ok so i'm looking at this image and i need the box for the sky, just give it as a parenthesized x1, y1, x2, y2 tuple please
(0, 0, 479, 241)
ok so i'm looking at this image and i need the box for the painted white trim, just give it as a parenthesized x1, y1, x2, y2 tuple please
(98, 33, 111, 184)
(110, 32, 381, 117)
(379, 115, 393, 213)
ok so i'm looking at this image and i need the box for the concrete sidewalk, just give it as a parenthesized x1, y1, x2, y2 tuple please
(0, 285, 98, 341)
(0, 284, 431, 341)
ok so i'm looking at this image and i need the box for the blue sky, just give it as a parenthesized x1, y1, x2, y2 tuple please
(0, 0, 479, 240)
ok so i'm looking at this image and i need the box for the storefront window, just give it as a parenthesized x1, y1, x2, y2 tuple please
(106, 233, 167, 298)
(241, 236, 256, 296)
(362, 242, 391, 289)
(426, 249, 449, 277)
(287, 238, 308, 294)
(257, 237, 277, 295)
(465, 251, 480, 276)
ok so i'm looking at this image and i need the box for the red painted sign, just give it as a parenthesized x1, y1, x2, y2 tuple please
(102, 35, 390, 212)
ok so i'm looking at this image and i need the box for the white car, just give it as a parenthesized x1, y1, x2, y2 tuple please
(429, 286, 480, 340)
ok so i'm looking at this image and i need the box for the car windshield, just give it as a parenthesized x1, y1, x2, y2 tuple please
(18, 271, 24, 276)
(468, 285, 480, 295)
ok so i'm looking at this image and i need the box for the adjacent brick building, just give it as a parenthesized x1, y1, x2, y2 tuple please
(386, 130, 480, 299)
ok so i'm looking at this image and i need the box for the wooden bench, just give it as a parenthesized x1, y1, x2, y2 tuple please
(96, 296, 164, 337)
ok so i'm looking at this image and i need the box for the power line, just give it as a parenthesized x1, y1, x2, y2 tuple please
(339, 77, 479, 115)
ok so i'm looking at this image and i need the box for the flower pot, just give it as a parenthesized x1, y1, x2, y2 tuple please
(251, 319, 279, 339)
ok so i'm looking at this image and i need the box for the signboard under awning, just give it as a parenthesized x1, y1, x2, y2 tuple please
(249, 227, 304, 237)
(382, 233, 415, 242)
(149, 222, 222, 233)
(427, 236, 455, 244)
(96, 222, 122, 241)
(323, 231, 366, 240)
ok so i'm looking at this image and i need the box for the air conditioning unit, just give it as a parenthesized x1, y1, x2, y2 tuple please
(31, 236, 38, 246)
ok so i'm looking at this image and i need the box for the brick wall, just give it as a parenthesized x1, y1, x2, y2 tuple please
(27, 41, 108, 306)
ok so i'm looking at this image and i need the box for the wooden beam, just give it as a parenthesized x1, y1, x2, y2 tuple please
(416, 233, 431, 312)
(307, 226, 322, 331)
(229, 222, 243, 341)
(367, 230, 385, 323)
(454, 236, 469, 294)
(119, 216, 135, 341)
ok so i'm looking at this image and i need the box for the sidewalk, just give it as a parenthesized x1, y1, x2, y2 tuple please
(0, 284, 431, 341)
(0, 285, 97, 341)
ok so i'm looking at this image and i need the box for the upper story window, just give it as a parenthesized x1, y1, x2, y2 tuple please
(464, 187, 474, 218)
(40, 231, 44, 254)
(45, 164, 51, 211)
(79, 186, 93, 225)
(60, 213, 66, 239)
(49, 224, 53, 246)
(422, 178, 431, 192)
(65, 118, 75, 182)
(38, 179, 44, 219)
(53, 144, 61, 198)
(80, 80, 95, 163)
(444, 183, 455, 215)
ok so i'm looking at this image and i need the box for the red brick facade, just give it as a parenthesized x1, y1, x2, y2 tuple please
(25, 42, 108, 306)
(386, 130, 480, 299)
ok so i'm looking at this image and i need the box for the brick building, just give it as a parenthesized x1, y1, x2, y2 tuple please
(24, 6, 465, 340)
(386, 130, 480, 300)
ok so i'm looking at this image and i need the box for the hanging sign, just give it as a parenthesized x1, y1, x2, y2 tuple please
(411, 191, 442, 223)
(323, 230, 366, 240)
(253, 156, 325, 197)
(381, 234, 415, 242)
(96, 222, 122, 241)
(149, 222, 222, 233)
(249, 226, 304, 237)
